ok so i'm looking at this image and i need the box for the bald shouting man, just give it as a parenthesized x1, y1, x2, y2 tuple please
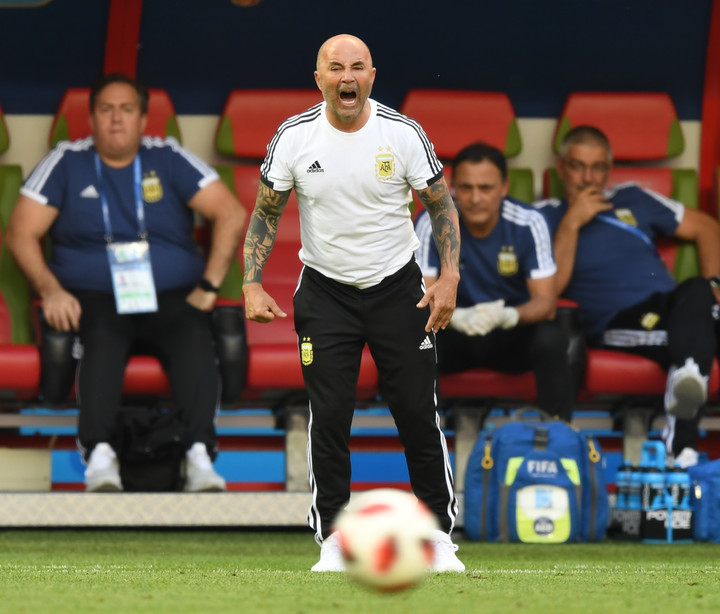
(242, 34, 465, 572)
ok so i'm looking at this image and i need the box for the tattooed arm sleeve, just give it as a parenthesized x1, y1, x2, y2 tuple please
(416, 177, 460, 278)
(242, 180, 292, 285)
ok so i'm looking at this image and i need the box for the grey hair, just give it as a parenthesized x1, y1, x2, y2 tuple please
(559, 125, 612, 161)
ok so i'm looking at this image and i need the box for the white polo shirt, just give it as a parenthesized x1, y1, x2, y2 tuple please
(260, 98, 443, 288)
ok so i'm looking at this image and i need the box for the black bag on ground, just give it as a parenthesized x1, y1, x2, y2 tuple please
(117, 406, 188, 492)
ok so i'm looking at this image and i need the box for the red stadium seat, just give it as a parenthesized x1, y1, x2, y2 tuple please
(553, 92, 684, 161)
(121, 356, 171, 396)
(214, 89, 323, 159)
(583, 349, 719, 399)
(439, 369, 537, 401)
(48, 87, 182, 147)
(403, 90, 534, 215)
(400, 90, 522, 160)
(0, 344, 40, 400)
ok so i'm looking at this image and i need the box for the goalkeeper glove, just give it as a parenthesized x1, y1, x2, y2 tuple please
(450, 300, 519, 336)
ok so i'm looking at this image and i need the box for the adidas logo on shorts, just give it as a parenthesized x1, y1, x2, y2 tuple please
(419, 336, 433, 350)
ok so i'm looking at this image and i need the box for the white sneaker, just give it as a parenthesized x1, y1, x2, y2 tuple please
(674, 447, 700, 469)
(665, 358, 707, 419)
(85, 443, 122, 492)
(311, 531, 345, 572)
(183, 443, 226, 492)
(430, 529, 465, 572)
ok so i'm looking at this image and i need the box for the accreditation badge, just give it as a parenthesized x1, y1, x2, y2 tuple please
(107, 240, 159, 314)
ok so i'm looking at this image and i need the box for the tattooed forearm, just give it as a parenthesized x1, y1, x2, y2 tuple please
(242, 183, 291, 284)
(418, 178, 461, 276)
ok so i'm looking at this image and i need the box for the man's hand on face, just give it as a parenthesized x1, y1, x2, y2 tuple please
(566, 185, 613, 228)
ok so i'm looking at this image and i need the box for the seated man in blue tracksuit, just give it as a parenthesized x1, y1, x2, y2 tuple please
(535, 125, 720, 468)
(415, 142, 575, 422)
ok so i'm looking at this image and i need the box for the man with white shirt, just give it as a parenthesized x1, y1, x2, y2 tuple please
(242, 34, 465, 573)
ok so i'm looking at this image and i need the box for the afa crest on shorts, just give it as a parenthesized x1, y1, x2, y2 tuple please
(376, 146, 395, 181)
(497, 246, 518, 276)
(641, 312, 660, 330)
(301, 337, 313, 366)
(142, 171, 163, 203)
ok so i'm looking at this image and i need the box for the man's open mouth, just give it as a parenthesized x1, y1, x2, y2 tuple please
(339, 91, 357, 104)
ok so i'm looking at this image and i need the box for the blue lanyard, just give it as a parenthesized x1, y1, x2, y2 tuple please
(94, 153, 147, 243)
(596, 213, 655, 250)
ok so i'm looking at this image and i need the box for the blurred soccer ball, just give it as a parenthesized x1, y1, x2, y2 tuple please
(333, 488, 439, 591)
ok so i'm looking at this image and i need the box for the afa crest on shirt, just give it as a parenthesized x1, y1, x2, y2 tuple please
(142, 171, 163, 203)
(614, 208, 637, 226)
(640, 312, 660, 330)
(301, 337, 313, 366)
(497, 246, 518, 276)
(376, 146, 395, 181)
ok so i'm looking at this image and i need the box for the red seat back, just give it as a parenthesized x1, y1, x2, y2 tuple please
(553, 92, 684, 161)
(214, 90, 323, 159)
(49, 88, 182, 147)
(400, 90, 521, 160)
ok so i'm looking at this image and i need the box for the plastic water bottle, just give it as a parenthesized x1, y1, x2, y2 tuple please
(665, 467, 693, 543)
(615, 462, 631, 510)
(627, 466, 643, 510)
(666, 468, 692, 510)
(641, 467, 666, 511)
(640, 440, 666, 471)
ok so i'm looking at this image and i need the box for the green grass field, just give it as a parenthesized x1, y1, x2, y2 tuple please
(1, 530, 719, 614)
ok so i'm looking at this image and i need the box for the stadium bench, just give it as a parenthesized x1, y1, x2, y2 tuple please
(4, 88, 717, 501)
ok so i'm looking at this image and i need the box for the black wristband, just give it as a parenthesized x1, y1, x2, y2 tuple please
(198, 278, 220, 293)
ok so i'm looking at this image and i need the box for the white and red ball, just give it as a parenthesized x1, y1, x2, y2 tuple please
(333, 488, 439, 591)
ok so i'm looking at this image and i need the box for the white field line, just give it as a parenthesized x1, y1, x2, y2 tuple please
(2, 563, 720, 575)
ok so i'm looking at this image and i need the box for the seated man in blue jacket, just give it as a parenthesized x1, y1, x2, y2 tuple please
(7, 73, 247, 491)
(535, 125, 720, 467)
(415, 142, 575, 422)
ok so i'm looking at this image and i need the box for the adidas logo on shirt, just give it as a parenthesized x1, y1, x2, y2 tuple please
(419, 336, 434, 350)
(306, 160, 324, 173)
(80, 185, 100, 198)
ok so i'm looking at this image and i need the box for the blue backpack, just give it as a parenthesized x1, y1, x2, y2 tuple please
(464, 418, 608, 542)
(688, 459, 720, 542)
